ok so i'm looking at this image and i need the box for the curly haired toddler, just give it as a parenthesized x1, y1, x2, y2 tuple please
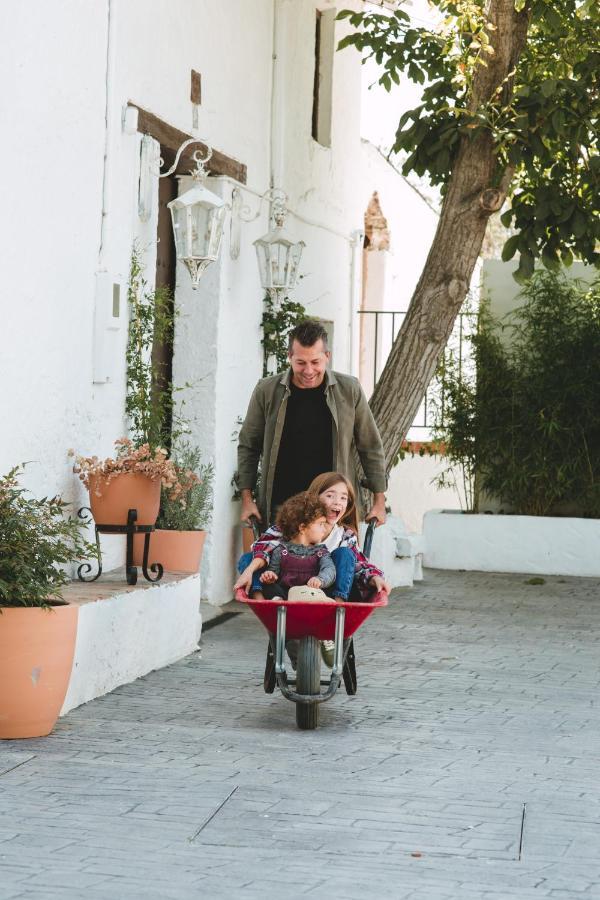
(259, 492, 335, 599)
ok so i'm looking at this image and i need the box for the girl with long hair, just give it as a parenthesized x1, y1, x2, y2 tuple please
(234, 471, 389, 602)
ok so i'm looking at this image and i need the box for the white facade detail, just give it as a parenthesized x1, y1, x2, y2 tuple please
(3, 0, 438, 627)
(61, 575, 201, 714)
(423, 511, 600, 578)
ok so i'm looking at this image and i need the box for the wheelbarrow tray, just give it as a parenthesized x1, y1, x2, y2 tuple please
(235, 590, 388, 640)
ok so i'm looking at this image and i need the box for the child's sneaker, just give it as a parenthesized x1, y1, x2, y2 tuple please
(320, 640, 335, 668)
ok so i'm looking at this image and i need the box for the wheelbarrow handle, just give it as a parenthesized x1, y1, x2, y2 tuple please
(363, 517, 377, 559)
(247, 514, 261, 541)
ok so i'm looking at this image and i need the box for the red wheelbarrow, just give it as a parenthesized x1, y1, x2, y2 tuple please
(235, 520, 388, 730)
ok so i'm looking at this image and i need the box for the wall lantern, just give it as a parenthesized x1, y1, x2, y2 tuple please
(159, 138, 226, 289)
(253, 190, 305, 307)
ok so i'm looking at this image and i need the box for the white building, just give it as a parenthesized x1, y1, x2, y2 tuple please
(2, 0, 438, 631)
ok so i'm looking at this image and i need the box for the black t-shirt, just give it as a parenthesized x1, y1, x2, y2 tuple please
(271, 382, 333, 508)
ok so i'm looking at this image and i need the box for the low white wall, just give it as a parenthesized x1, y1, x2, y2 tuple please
(359, 515, 423, 588)
(387, 454, 466, 533)
(61, 575, 201, 713)
(423, 510, 600, 577)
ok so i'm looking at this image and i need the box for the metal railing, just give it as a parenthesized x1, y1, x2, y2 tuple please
(357, 308, 475, 430)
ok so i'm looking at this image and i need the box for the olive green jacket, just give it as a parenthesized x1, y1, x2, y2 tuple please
(237, 369, 387, 521)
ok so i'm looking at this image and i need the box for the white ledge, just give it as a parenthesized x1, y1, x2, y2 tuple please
(61, 571, 201, 714)
(423, 510, 600, 577)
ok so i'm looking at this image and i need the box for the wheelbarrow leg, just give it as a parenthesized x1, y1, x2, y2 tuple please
(343, 638, 358, 695)
(264, 638, 276, 693)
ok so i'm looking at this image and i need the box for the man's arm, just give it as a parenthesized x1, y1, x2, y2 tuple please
(353, 383, 387, 525)
(237, 383, 265, 522)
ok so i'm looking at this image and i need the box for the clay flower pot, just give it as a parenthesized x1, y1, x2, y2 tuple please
(0, 604, 79, 739)
(88, 472, 161, 527)
(133, 529, 206, 574)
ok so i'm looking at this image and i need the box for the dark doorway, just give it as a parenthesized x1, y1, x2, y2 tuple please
(151, 165, 178, 449)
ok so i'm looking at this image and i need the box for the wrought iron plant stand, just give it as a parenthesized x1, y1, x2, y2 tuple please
(77, 507, 163, 586)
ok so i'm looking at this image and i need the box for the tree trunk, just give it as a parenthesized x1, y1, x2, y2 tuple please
(370, 0, 530, 474)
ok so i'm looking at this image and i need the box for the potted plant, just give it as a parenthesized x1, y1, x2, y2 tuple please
(134, 443, 214, 573)
(0, 465, 96, 738)
(70, 438, 181, 527)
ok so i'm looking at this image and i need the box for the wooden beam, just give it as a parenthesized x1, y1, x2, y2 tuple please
(190, 70, 202, 105)
(130, 103, 247, 184)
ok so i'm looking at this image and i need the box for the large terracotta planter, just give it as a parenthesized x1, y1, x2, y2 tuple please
(133, 529, 206, 574)
(88, 472, 161, 527)
(0, 604, 79, 739)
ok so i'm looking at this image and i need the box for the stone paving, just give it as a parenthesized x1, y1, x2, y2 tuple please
(1, 569, 599, 899)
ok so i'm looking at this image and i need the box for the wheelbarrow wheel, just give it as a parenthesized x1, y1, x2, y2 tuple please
(296, 636, 320, 730)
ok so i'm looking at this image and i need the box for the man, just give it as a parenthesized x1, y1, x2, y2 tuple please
(237, 319, 387, 526)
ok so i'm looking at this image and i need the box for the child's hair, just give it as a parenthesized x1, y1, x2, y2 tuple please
(307, 471, 359, 534)
(275, 492, 328, 542)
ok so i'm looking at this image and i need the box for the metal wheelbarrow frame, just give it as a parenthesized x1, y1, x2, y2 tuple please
(235, 519, 388, 729)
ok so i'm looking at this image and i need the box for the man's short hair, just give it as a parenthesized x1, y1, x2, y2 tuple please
(288, 319, 329, 354)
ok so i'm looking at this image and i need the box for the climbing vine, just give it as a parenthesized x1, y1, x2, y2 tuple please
(260, 293, 308, 376)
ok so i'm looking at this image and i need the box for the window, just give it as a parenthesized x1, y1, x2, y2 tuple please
(311, 8, 336, 147)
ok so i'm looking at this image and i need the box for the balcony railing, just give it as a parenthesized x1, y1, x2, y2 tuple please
(357, 308, 475, 431)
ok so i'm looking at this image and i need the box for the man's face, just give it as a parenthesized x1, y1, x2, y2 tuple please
(289, 339, 330, 389)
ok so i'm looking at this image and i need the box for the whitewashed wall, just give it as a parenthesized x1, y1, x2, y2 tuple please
(3, 0, 435, 605)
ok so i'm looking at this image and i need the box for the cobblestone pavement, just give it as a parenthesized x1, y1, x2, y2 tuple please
(1, 569, 599, 900)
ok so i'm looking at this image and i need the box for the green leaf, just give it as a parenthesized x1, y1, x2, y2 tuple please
(560, 248, 574, 267)
(541, 245, 560, 272)
(514, 252, 535, 284)
(551, 109, 565, 134)
(571, 209, 587, 239)
(337, 35, 358, 51)
(408, 61, 424, 85)
(502, 234, 520, 262)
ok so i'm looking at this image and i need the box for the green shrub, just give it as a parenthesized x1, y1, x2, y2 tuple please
(0, 466, 97, 608)
(156, 443, 214, 531)
(434, 270, 600, 517)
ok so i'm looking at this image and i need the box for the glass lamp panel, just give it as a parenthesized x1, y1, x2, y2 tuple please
(287, 242, 304, 288)
(207, 204, 227, 258)
(273, 243, 287, 288)
(255, 244, 269, 289)
(189, 204, 211, 257)
(170, 206, 188, 259)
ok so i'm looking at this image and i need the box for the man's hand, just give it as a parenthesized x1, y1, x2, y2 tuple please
(240, 489, 261, 525)
(260, 570, 278, 584)
(366, 492, 387, 526)
(370, 574, 390, 595)
(307, 577, 322, 589)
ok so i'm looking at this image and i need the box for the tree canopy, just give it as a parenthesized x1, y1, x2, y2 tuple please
(337, 0, 599, 470)
(339, 0, 599, 282)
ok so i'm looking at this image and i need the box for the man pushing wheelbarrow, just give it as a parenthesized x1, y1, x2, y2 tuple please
(233, 320, 390, 729)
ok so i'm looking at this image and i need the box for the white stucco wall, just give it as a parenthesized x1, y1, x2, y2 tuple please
(4, 0, 434, 611)
(483, 258, 597, 326)
(1, 1, 111, 502)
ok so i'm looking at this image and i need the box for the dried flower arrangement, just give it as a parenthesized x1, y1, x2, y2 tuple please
(69, 438, 197, 505)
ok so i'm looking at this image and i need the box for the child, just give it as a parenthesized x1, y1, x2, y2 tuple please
(259, 492, 336, 600)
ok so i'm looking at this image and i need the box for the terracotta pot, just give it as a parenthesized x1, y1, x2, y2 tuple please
(133, 529, 206, 574)
(88, 472, 161, 527)
(0, 604, 78, 739)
